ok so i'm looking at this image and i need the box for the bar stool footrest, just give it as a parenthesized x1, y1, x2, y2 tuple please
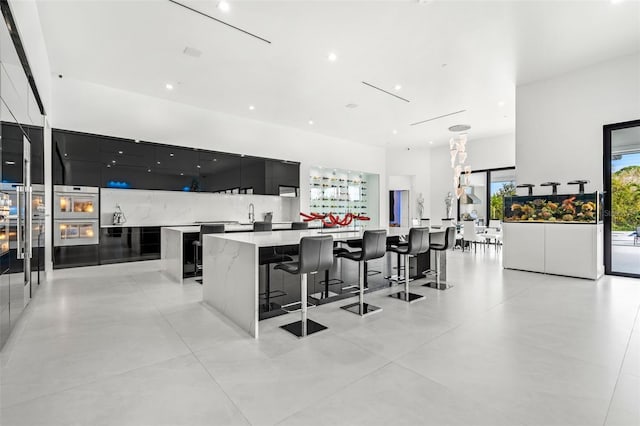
(281, 301, 316, 313)
(259, 302, 288, 320)
(309, 290, 339, 300)
(340, 302, 382, 317)
(280, 319, 327, 338)
(318, 278, 344, 286)
(258, 289, 287, 299)
(388, 291, 425, 304)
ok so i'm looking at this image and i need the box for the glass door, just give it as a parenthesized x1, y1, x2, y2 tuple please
(605, 120, 640, 277)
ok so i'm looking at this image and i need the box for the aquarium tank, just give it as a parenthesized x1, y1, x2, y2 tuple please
(503, 192, 603, 223)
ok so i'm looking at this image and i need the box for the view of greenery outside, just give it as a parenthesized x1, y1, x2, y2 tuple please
(612, 165, 640, 231)
(490, 182, 516, 220)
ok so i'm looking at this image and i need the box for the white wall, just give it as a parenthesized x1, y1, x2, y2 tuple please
(386, 147, 431, 222)
(516, 53, 640, 196)
(52, 77, 388, 226)
(429, 133, 515, 222)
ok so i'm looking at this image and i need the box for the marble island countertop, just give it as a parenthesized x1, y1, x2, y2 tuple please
(201, 226, 441, 248)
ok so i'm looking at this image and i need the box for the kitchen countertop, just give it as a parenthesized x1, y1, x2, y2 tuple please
(103, 221, 322, 230)
(159, 222, 323, 233)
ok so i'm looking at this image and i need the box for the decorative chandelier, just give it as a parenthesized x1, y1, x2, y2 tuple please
(450, 134, 471, 199)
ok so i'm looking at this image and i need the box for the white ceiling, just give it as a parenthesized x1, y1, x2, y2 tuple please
(36, 0, 640, 148)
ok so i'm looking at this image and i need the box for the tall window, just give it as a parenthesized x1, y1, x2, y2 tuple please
(489, 169, 516, 220)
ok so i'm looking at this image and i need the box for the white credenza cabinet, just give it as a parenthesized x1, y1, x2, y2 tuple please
(503, 222, 603, 280)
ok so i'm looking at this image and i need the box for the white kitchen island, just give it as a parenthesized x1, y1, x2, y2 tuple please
(201, 227, 420, 338)
(161, 222, 321, 283)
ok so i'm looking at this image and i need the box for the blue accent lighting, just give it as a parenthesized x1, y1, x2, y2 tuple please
(107, 181, 130, 189)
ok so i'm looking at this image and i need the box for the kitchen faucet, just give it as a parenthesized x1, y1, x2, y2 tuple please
(248, 203, 255, 223)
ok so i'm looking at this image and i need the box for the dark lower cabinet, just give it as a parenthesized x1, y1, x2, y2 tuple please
(99, 227, 161, 264)
(54, 246, 100, 269)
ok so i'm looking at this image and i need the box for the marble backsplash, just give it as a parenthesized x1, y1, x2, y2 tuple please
(100, 188, 299, 227)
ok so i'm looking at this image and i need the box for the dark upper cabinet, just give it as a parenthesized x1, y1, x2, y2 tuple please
(51, 129, 299, 196)
(265, 159, 300, 195)
(240, 157, 266, 194)
(199, 152, 242, 193)
(1, 122, 44, 184)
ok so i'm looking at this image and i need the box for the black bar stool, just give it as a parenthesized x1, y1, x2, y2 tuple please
(338, 230, 387, 316)
(424, 226, 456, 290)
(387, 227, 430, 303)
(192, 224, 225, 280)
(275, 236, 334, 338)
(255, 221, 291, 320)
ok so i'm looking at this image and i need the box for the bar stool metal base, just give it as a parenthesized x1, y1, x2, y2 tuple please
(388, 291, 425, 303)
(259, 302, 288, 320)
(280, 319, 328, 338)
(423, 281, 454, 291)
(341, 302, 382, 316)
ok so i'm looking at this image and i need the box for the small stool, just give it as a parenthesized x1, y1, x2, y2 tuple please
(313, 245, 348, 300)
(387, 227, 430, 303)
(424, 226, 456, 290)
(192, 224, 225, 280)
(338, 230, 387, 316)
(255, 221, 291, 320)
(275, 236, 334, 338)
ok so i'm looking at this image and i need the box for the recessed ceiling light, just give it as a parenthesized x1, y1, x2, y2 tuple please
(111, 160, 116, 164)
(147, 169, 151, 172)
(392, 129, 398, 135)
(165, 83, 173, 90)
(157, 161, 161, 164)
(118, 150, 123, 154)
(308, 120, 314, 125)
(134, 139, 140, 143)
(328, 52, 337, 62)
(170, 153, 174, 157)
(498, 101, 505, 107)
(107, 164, 111, 168)
(429, 141, 433, 144)
(218, 1, 230, 12)
(249, 105, 255, 110)
(448, 124, 471, 132)
(345, 103, 358, 109)
(5, 161, 15, 165)
(64, 153, 68, 157)
(197, 165, 201, 168)
(213, 158, 217, 162)
(241, 154, 246, 157)
(394, 84, 402, 91)
(180, 172, 184, 176)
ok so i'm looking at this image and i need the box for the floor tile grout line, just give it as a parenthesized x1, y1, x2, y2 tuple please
(142, 283, 254, 426)
(273, 359, 395, 426)
(602, 302, 640, 426)
(0, 352, 193, 411)
(392, 361, 532, 426)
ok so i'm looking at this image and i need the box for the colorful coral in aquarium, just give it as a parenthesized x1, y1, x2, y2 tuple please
(504, 193, 602, 223)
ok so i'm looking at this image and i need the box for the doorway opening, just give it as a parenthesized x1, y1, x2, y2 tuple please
(604, 119, 640, 278)
(389, 190, 409, 228)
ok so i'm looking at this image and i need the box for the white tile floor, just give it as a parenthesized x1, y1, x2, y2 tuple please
(1, 249, 639, 426)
